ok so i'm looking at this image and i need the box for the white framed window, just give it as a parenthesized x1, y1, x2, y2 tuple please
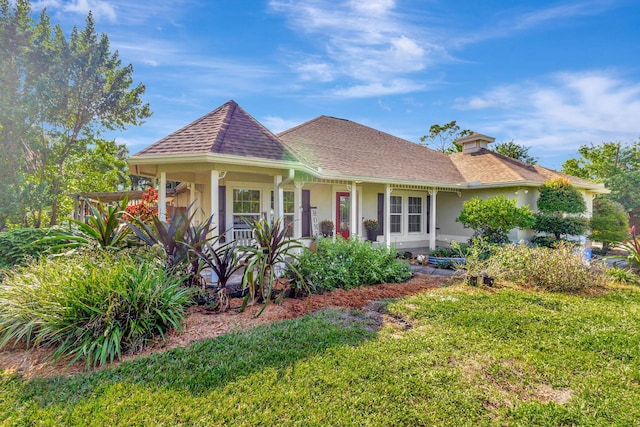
(271, 190, 295, 237)
(408, 196, 422, 233)
(233, 189, 261, 230)
(390, 195, 402, 233)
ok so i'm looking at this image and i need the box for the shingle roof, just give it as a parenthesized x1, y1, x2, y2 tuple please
(133, 100, 296, 162)
(450, 148, 598, 187)
(278, 116, 466, 184)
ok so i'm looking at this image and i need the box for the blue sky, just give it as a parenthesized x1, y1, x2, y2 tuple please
(32, 0, 640, 169)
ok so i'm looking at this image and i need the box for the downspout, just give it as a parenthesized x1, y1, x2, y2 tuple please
(278, 168, 295, 189)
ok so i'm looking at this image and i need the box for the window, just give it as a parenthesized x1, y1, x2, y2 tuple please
(408, 196, 422, 233)
(271, 190, 295, 236)
(390, 195, 402, 233)
(233, 189, 261, 229)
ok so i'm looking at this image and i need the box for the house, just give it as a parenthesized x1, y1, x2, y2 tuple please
(128, 100, 607, 250)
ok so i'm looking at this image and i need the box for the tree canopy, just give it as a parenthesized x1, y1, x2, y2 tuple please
(491, 141, 537, 164)
(0, 0, 150, 228)
(420, 120, 472, 153)
(532, 178, 588, 242)
(562, 140, 640, 228)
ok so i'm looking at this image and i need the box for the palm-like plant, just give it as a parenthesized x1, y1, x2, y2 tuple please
(240, 217, 305, 316)
(622, 225, 640, 270)
(43, 199, 131, 251)
(125, 204, 218, 285)
(196, 239, 243, 311)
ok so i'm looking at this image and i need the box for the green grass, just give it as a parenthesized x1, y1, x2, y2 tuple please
(2, 285, 640, 426)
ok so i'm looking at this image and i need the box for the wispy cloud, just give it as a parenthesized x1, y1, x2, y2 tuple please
(454, 70, 640, 159)
(269, 0, 444, 98)
(451, 0, 620, 46)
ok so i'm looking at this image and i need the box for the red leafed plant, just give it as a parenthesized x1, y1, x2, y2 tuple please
(125, 188, 158, 222)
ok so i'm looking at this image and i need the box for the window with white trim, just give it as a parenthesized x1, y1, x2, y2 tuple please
(233, 189, 261, 230)
(408, 196, 422, 233)
(390, 195, 402, 233)
(271, 190, 295, 237)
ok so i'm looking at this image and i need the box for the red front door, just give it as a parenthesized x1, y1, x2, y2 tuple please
(336, 192, 350, 239)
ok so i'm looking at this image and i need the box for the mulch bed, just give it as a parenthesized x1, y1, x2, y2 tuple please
(0, 274, 449, 379)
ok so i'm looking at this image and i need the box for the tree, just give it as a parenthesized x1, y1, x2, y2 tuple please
(456, 195, 535, 244)
(589, 198, 629, 252)
(492, 141, 537, 164)
(0, 1, 150, 227)
(562, 141, 640, 228)
(532, 178, 588, 241)
(420, 120, 472, 153)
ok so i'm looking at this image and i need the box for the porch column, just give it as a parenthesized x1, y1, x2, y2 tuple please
(274, 175, 283, 220)
(385, 184, 391, 247)
(429, 189, 437, 250)
(158, 171, 167, 221)
(210, 170, 219, 234)
(350, 181, 357, 238)
(294, 182, 303, 239)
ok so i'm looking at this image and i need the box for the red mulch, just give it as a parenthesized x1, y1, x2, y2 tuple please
(0, 274, 448, 379)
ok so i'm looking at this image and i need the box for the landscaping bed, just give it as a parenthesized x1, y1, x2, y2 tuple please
(0, 274, 446, 379)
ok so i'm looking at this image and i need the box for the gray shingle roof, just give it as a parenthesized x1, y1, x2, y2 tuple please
(133, 100, 296, 162)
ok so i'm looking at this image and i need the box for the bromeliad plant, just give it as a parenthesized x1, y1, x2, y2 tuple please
(196, 239, 243, 312)
(125, 203, 217, 286)
(43, 198, 132, 251)
(622, 225, 640, 271)
(241, 217, 306, 316)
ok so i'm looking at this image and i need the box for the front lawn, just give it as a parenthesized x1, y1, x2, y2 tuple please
(2, 284, 640, 426)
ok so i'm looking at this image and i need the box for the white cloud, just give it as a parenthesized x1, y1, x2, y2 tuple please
(455, 70, 640, 157)
(269, 0, 441, 98)
(262, 115, 305, 134)
(62, 0, 117, 22)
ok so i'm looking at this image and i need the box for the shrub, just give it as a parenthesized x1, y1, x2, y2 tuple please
(605, 267, 639, 285)
(483, 242, 607, 292)
(0, 251, 192, 367)
(456, 195, 535, 244)
(533, 178, 588, 241)
(291, 237, 412, 292)
(589, 198, 629, 251)
(0, 227, 63, 269)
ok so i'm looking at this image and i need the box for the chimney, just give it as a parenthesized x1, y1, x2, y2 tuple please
(456, 133, 495, 154)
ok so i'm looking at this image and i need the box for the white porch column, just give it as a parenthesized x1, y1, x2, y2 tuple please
(158, 171, 167, 222)
(385, 184, 392, 247)
(210, 170, 219, 234)
(429, 189, 438, 250)
(274, 175, 283, 220)
(294, 182, 303, 239)
(350, 181, 357, 238)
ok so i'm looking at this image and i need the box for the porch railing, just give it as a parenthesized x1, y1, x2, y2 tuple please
(232, 227, 255, 247)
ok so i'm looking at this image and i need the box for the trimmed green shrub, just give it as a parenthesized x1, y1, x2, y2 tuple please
(0, 227, 62, 269)
(483, 242, 607, 292)
(0, 251, 193, 367)
(291, 237, 412, 292)
(456, 195, 535, 244)
(533, 178, 588, 241)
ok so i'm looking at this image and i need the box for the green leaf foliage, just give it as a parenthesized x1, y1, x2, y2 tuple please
(0, 250, 192, 367)
(589, 198, 629, 251)
(0, 227, 63, 269)
(0, 1, 150, 227)
(537, 178, 586, 214)
(456, 195, 535, 244)
(533, 178, 588, 241)
(291, 237, 412, 292)
(562, 141, 640, 219)
(492, 141, 538, 164)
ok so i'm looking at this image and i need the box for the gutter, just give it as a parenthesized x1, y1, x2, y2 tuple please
(278, 168, 295, 188)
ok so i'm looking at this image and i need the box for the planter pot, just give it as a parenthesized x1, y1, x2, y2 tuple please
(366, 228, 378, 242)
(483, 276, 495, 286)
